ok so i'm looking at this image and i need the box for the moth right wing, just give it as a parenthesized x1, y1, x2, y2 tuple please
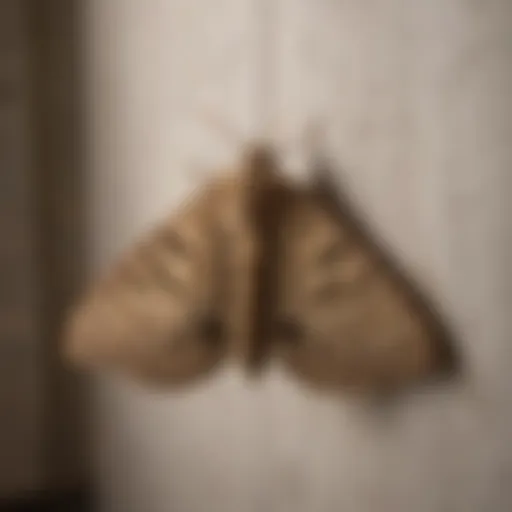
(64, 178, 231, 387)
(270, 177, 457, 394)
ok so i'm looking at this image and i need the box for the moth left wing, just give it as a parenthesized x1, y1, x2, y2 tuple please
(63, 178, 231, 387)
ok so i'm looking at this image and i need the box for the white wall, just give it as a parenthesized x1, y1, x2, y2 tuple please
(86, 1, 512, 511)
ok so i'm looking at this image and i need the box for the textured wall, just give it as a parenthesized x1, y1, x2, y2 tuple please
(87, 1, 512, 511)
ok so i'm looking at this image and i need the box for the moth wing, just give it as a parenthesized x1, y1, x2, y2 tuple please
(64, 180, 229, 387)
(273, 183, 455, 393)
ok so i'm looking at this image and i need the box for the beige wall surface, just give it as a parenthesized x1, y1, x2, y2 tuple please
(87, 1, 512, 511)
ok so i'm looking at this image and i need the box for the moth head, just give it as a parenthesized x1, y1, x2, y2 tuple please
(241, 142, 281, 188)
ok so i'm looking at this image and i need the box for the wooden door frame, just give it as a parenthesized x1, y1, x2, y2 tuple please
(28, 0, 89, 495)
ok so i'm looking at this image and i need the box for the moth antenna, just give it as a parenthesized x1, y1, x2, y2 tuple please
(303, 118, 326, 155)
(279, 118, 327, 168)
(260, 111, 283, 147)
(188, 160, 212, 184)
(275, 119, 301, 158)
(199, 107, 247, 150)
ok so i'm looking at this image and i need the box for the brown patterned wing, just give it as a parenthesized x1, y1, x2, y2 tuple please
(272, 179, 456, 394)
(63, 180, 230, 387)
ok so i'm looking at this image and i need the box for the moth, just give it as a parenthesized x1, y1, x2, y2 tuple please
(63, 140, 457, 394)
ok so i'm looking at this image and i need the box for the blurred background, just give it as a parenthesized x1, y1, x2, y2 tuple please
(1, 1, 511, 511)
